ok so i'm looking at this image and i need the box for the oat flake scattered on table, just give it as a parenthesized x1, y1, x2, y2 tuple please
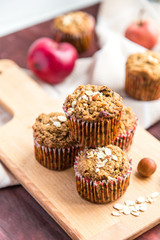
(111, 192, 159, 217)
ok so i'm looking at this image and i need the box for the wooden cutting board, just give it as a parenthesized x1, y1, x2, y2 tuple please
(0, 60, 160, 240)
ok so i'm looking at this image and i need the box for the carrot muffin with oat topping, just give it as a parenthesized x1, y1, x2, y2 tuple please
(113, 106, 137, 152)
(74, 145, 132, 203)
(125, 51, 160, 101)
(52, 11, 95, 53)
(63, 84, 123, 147)
(33, 112, 80, 170)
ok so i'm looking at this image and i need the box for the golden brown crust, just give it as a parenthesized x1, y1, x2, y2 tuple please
(126, 51, 160, 82)
(125, 51, 160, 100)
(53, 11, 95, 36)
(63, 85, 123, 121)
(119, 106, 136, 135)
(76, 145, 130, 181)
(32, 112, 77, 148)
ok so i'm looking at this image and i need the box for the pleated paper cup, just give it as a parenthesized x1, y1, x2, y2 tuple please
(113, 117, 137, 152)
(34, 138, 80, 171)
(125, 70, 160, 101)
(63, 106, 122, 148)
(74, 157, 132, 204)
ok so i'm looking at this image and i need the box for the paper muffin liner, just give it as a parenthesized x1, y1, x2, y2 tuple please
(53, 16, 95, 53)
(63, 106, 122, 148)
(113, 117, 138, 152)
(34, 137, 80, 170)
(125, 70, 160, 101)
(74, 157, 132, 204)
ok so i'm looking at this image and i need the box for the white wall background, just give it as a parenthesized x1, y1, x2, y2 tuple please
(0, 0, 101, 37)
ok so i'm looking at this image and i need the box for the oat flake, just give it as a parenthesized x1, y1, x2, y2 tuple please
(113, 203, 124, 211)
(105, 148, 112, 156)
(87, 152, 94, 158)
(147, 55, 159, 64)
(103, 159, 108, 164)
(81, 95, 88, 100)
(112, 155, 118, 161)
(72, 101, 77, 108)
(53, 121, 61, 127)
(85, 91, 93, 96)
(150, 192, 159, 198)
(111, 211, 121, 217)
(136, 197, 145, 204)
(123, 207, 131, 215)
(67, 108, 74, 114)
(57, 116, 67, 122)
(139, 203, 147, 212)
(125, 200, 135, 206)
(97, 151, 105, 159)
(129, 206, 137, 212)
(146, 196, 153, 203)
(131, 211, 140, 217)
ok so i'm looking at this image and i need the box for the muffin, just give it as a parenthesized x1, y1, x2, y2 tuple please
(63, 85, 123, 148)
(125, 51, 160, 101)
(52, 11, 95, 53)
(74, 145, 132, 203)
(113, 106, 137, 152)
(32, 112, 80, 170)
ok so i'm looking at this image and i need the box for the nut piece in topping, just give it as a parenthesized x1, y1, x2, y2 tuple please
(57, 115, 67, 122)
(53, 121, 61, 127)
(137, 158, 157, 177)
(111, 211, 121, 217)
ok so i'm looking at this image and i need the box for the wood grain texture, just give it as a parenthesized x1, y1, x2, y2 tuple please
(0, 186, 70, 240)
(0, 60, 160, 240)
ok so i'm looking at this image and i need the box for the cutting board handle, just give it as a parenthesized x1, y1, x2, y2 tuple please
(0, 60, 60, 119)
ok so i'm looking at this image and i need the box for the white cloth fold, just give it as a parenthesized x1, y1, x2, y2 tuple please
(1, 0, 160, 188)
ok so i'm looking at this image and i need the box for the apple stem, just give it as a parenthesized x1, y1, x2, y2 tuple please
(138, 8, 145, 26)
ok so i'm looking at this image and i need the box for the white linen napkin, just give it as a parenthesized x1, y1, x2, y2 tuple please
(1, 0, 160, 188)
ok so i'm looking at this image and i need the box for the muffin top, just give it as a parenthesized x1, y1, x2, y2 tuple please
(75, 145, 130, 181)
(118, 106, 137, 135)
(63, 85, 123, 121)
(126, 51, 160, 81)
(32, 112, 77, 148)
(53, 11, 95, 35)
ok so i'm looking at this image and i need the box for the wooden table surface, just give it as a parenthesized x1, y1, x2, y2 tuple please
(0, 3, 160, 240)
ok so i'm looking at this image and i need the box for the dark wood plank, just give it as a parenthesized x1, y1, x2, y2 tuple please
(0, 2, 159, 240)
(0, 186, 70, 240)
(147, 122, 160, 141)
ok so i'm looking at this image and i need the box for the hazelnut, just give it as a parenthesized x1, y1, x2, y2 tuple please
(137, 158, 157, 177)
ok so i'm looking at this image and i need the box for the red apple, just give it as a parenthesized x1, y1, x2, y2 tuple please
(125, 19, 159, 49)
(27, 37, 78, 84)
